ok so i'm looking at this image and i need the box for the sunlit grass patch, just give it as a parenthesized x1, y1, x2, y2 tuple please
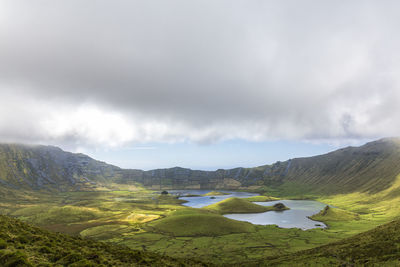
(80, 224, 131, 239)
(201, 191, 230, 196)
(148, 209, 256, 237)
(12, 205, 111, 225)
(125, 213, 160, 223)
(310, 206, 360, 222)
(243, 195, 280, 202)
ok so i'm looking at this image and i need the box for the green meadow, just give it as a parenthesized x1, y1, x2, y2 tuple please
(3, 176, 400, 266)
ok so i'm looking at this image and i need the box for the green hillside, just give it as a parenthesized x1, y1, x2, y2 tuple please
(263, 217, 400, 266)
(1, 138, 400, 196)
(148, 209, 255, 236)
(0, 214, 206, 266)
(271, 137, 400, 196)
(0, 144, 125, 192)
(109, 138, 400, 195)
(310, 206, 360, 222)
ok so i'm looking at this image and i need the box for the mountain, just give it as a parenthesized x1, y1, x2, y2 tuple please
(122, 138, 400, 195)
(0, 144, 124, 193)
(1, 138, 400, 196)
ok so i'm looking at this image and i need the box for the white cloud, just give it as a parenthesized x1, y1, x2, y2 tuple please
(0, 0, 400, 149)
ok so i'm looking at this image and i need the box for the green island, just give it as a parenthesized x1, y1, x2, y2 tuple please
(201, 191, 230, 196)
(203, 197, 288, 214)
(243, 195, 280, 202)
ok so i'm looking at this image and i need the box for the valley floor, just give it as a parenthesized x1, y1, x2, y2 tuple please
(2, 180, 400, 266)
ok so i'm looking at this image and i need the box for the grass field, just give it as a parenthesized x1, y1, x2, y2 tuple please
(2, 182, 400, 265)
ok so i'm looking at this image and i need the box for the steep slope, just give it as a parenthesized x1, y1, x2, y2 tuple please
(0, 144, 125, 192)
(0, 214, 205, 266)
(278, 137, 400, 194)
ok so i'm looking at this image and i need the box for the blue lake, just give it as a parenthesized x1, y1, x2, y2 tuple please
(170, 190, 327, 230)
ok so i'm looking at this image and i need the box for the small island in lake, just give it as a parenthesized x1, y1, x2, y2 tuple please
(243, 195, 280, 202)
(203, 197, 289, 215)
(202, 191, 230, 196)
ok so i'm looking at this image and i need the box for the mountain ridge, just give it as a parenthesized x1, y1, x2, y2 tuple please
(0, 137, 399, 196)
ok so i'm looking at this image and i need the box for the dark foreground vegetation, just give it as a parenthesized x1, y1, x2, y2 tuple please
(0, 215, 207, 266)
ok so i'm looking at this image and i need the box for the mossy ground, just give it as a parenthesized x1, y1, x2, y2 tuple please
(0, 214, 205, 266)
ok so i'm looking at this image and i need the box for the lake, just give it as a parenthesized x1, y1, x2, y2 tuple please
(170, 190, 327, 230)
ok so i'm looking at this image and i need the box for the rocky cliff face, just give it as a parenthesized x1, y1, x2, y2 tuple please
(1, 138, 400, 195)
(119, 163, 291, 190)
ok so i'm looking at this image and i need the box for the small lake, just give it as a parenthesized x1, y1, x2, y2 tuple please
(170, 190, 327, 230)
(225, 200, 327, 230)
(170, 190, 258, 208)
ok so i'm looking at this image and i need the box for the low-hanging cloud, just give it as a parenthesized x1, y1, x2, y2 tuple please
(1, 0, 400, 148)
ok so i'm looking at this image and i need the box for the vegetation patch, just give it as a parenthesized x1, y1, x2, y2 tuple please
(148, 208, 255, 236)
(12, 205, 108, 225)
(310, 206, 360, 222)
(264, 217, 400, 266)
(203, 197, 288, 214)
(243, 195, 279, 202)
(201, 191, 230, 196)
(126, 213, 160, 223)
(0, 215, 205, 266)
(80, 224, 130, 239)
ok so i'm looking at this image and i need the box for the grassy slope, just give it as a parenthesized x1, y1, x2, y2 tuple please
(0, 143, 125, 192)
(270, 138, 400, 196)
(263, 218, 400, 266)
(310, 206, 360, 222)
(147, 208, 256, 236)
(0, 215, 206, 267)
(203, 197, 286, 214)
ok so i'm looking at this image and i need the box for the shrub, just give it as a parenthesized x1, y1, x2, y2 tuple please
(70, 259, 98, 267)
(0, 251, 32, 267)
(57, 253, 84, 265)
(0, 239, 7, 249)
(38, 246, 52, 254)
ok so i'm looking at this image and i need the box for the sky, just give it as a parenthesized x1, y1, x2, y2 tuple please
(0, 0, 399, 170)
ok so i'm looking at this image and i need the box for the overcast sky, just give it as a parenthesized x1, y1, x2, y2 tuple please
(0, 1, 399, 169)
